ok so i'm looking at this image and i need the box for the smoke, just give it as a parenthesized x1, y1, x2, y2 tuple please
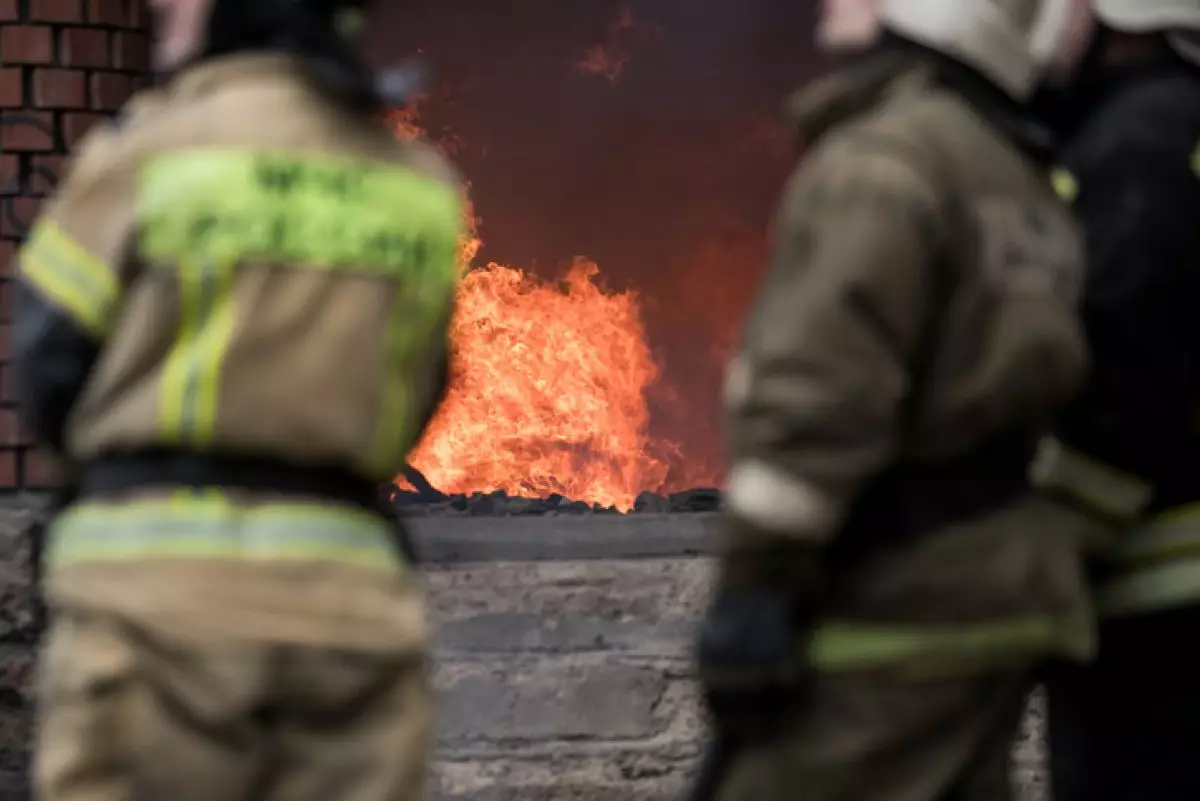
(364, 0, 825, 486)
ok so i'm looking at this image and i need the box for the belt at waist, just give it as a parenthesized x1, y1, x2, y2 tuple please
(79, 450, 382, 514)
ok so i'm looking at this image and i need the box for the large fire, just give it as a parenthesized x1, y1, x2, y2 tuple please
(381, 1, 803, 511)
(391, 107, 681, 510)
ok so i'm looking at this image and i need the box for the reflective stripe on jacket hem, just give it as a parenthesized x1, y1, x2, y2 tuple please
(47, 490, 400, 571)
(808, 609, 1095, 676)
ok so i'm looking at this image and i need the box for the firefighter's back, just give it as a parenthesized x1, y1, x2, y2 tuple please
(822, 64, 1085, 463)
(19, 7, 462, 799)
(71, 54, 461, 483)
(39, 52, 459, 654)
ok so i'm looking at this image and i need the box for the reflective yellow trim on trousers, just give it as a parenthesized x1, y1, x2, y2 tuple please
(158, 256, 239, 446)
(809, 609, 1094, 676)
(46, 491, 400, 571)
(18, 220, 121, 338)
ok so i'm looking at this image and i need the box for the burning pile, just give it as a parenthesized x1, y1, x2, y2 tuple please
(389, 107, 704, 512)
(375, 0, 804, 515)
(408, 258, 675, 509)
(392, 486, 721, 516)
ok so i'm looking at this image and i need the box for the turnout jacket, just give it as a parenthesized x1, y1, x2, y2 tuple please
(14, 53, 465, 486)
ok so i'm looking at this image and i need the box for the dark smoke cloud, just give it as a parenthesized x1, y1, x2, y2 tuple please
(365, 0, 826, 487)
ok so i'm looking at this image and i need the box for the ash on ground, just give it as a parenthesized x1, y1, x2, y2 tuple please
(389, 487, 721, 516)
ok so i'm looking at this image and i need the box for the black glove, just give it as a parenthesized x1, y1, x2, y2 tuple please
(696, 520, 824, 740)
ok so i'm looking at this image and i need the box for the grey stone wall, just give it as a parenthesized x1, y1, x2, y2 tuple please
(0, 507, 1048, 801)
(422, 516, 1048, 801)
(425, 515, 715, 801)
(0, 502, 41, 800)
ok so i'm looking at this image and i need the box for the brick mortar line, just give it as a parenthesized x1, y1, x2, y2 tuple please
(28, 70, 147, 112)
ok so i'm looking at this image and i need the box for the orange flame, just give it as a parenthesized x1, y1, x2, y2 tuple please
(387, 107, 676, 510)
(411, 259, 669, 509)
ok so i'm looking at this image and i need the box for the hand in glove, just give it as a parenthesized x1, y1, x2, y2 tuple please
(696, 519, 824, 741)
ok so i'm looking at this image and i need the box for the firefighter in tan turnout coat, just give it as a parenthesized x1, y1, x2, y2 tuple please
(12, 1, 464, 799)
(694, 1, 1102, 800)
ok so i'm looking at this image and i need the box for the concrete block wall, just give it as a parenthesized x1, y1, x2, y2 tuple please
(423, 515, 714, 801)
(420, 515, 1049, 801)
(0, 503, 39, 799)
(0, 509, 1050, 800)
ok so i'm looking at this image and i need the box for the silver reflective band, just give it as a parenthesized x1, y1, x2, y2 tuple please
(723, 459, 838, 539)
(1028, 436, 1151, 521)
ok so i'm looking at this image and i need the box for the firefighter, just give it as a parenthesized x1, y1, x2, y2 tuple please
(692, 1, 1102, 800)
(1027, 2, 1200, 798)
(13, 0, 464, 798)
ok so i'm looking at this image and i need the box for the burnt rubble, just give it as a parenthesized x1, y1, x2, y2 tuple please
(389, 486, 721, 516)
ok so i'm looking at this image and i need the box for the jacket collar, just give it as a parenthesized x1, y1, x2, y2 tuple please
(167, 53, 304, 100)
(786, 49, 918, 147)
(788, 45, 1057, 162)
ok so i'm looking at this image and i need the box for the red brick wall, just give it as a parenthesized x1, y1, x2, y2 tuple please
(0, 0, 151, 490)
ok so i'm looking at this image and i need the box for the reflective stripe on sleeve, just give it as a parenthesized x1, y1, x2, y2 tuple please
(19, 220, 121, 338)
(46, 491, 400, 571)
(723, 458, 838, 539)
(1028, 436, 1151, 522)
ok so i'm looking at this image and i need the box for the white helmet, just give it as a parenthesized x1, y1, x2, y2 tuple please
(1092, 0, 1200, 32)
(879, 0, 1082, 98)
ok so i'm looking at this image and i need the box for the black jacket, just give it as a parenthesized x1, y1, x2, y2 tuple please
(1053, 52, 1200, 510)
